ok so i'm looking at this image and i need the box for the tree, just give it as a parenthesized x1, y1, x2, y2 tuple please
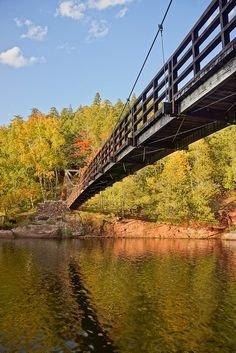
(189, 139, 219, 222)
(93, 92, 102, 106)
(48, 107, 59, 119)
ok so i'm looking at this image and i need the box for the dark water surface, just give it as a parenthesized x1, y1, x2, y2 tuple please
(0, 238, 235, 353)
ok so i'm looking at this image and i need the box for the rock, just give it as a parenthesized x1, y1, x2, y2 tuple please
(221, 231, 236, 240)
(12, 224, 62, 238)
(0, 230, 13, 238)
(36, 215, 49, 221)
(79, 212, 228, 239)
(78, 329, 88, 338)
(34, 201, 67, 222)
(64, 340, 78, 350)
(72, 231, 83, 237)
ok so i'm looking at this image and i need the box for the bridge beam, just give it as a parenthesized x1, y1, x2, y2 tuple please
(179, 56, 236, 114)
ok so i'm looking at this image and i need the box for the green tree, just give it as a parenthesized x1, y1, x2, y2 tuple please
(189, 140, 218, 222)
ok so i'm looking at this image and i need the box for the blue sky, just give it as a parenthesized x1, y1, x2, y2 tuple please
(0, 0, 211, 124)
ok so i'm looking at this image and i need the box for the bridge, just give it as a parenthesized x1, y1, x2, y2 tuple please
(67, 0, 236, 210)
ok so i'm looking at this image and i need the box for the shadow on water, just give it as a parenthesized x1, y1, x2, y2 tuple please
(68, 261, 116, 353)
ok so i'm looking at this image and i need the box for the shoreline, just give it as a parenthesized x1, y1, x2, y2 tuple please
(0, 211, 235, 240)
(0, 233, 235, 241)
(78, 212, 236, 241)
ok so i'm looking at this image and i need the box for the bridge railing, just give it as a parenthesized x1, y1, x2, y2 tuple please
(68, 0, 236, 206)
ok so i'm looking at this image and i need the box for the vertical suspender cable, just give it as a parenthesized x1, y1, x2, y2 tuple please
(159, 24, 169, 102)
(116, 0, 174, 124)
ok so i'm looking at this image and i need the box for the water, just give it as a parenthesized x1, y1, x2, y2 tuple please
(0, 238, 235, 353)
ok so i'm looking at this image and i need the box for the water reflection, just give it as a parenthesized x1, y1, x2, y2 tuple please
(0, 239, 235, 353)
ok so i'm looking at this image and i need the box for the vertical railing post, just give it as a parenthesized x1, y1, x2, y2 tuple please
(168, 60, 172, 103)
(131, 105, 136, 147)
(153, 77, 158, 112)
(111, 132, 115, 162)
(142, 93, 147, 125)
(219, 0, 230, 48)
(169, 58, 177, 114)
(192, 29, 200, 75)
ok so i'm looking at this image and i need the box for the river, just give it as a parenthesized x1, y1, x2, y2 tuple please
(0, 238, 235, 353)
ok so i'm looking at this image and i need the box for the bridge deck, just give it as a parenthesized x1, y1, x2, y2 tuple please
(67, 0, 236, 209)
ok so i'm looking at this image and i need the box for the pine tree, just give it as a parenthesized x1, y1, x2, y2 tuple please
(93, 92, 102, 106)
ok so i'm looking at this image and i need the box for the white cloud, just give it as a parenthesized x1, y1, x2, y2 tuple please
(88, 0, 132, 10)
(14, 17, 23, 27)
(55, 0, 134, 19)
(116, 7, 128, 18)
(56, 0, 86, 20)
(0, 47, 45, 68)
(14, 18, 48, 41)
(88, 20, 109, 39)
(57, 42, 76, 54)
(55, 0, 134, 41)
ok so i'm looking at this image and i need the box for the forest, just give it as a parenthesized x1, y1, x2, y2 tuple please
(0, 93, 235, 225)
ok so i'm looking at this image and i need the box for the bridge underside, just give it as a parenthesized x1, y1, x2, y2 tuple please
(70, 56, 236, 209)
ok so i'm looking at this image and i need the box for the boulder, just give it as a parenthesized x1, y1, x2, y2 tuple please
(0, 230, 14, 238)
(12, 224, 62, 238)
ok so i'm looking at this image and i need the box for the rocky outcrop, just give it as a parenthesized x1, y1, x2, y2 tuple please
(118, 220, 222, 238)
(0, 230, 14, 238)
(0, 201, 84, 239)
(12, 224, 63, 238)
(3, 200, 81, 239)
(104, 219, 222, 239)
(34, 201, 67, 221)
(79, 213, 228, 239)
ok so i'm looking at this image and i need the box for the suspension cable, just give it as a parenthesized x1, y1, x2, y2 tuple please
(117, 0, 174, 123)
(172, 117, 185, 142)
(146, 121, 218, 146)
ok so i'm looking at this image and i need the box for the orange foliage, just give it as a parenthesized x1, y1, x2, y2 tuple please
(74, 138, 91, 157)
(74, 138, 90, 151)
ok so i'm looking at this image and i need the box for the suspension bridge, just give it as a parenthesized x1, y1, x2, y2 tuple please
(67, 0, 236, 210)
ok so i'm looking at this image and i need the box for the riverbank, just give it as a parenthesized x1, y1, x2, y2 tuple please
(78, 211, 236, 240)
(78, 190, 236, 240)
(0, 201, 82, 239)
(0, 198, 235, 240)
(1, 210, 235, 240)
